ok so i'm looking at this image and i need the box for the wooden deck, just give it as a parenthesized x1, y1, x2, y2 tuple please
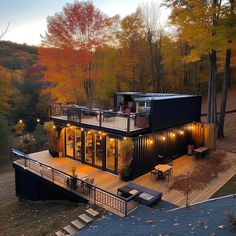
(29, 151, 236, 207)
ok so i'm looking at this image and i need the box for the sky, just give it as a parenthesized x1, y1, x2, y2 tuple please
(0, 0, 169, 46)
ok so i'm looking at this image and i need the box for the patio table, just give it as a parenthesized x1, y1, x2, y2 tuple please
(155, 164, 172, 173)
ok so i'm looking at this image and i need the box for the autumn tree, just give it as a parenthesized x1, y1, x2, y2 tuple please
(141, 1, 165, 92)
(164, 0, 232, 124)
(0, 65, 13, 114)
(41, 1, 111, 107)
(117, 9, 148, 91)
(217, 0, 236, 138)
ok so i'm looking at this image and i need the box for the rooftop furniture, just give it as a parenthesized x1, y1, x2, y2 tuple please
(119, 182, 162, 206)
(193, 146, 209, 159)
(117, 185, 141, 198)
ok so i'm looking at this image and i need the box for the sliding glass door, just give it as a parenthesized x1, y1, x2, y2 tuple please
(106, 137, 118, 174)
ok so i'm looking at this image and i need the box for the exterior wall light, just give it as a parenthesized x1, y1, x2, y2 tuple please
(179, 130, 184, 135)
(149, 139, 153, 144)
(67, 123, 70, 127)
(19, 119, 23, 123)
(37, 118, 40, 123)
(81, 128, 84, 131)
(123, 137, 127, 140)
(53, 125, 56, 129)
(162, 136, 166, 141)
(171, 132, 176, 137)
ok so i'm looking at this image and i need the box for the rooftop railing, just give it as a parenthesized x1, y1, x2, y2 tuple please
(48, 104, 150, 133)
(12, 149, 139, 217)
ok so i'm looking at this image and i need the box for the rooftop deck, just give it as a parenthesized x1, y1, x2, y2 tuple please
(49, 104, 150, 135)
(26, 151, 236, 207)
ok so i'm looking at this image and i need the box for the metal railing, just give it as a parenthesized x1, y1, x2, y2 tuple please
(48, 104, 150, 133)
(12, 149, 139, 217)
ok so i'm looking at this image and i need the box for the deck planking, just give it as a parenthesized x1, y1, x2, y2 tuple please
(29, 151, 236, 207)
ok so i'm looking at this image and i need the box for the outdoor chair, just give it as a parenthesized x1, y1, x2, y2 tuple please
(157, 171, 166, 181)
(150, 169, 159, 180)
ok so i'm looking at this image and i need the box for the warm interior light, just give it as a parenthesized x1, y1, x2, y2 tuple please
(88, 131, 91, 134)
(110, 138, 114, 141)
(191, 125, 194, 129)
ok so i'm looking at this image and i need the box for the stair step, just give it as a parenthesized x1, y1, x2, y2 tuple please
(55, 230, 66, 236)
(71, 219, 86, 230)
(78, 213, 93, 224)
(63, 225, 78, 235)
(85, 208, 99, 217)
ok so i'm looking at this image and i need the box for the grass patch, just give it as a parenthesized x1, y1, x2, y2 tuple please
(211, 174, 236, 198)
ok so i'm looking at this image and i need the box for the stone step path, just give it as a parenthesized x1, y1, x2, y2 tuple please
(78, 213, 93, 224)
(63, 225, 78, 235)
(71, 219, 86, 230)
(54, 208, 100, 236)
(86, 208, 99, 217)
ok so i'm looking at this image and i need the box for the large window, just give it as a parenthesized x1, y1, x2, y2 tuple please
(75, 129, 82, 161)
(66, 128, 74, 157)
(106, 137, 117, 173)
(85, 131, 93, 164)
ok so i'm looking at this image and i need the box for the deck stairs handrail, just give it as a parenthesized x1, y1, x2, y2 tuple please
(12, 149, 139, 217)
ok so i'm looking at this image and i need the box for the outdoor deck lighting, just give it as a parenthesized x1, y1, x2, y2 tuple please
(98, 131, 101, 134)
(179, 130, 184, 135)
(162, 136, 166, 141)
(19, 119, 23, 123)
(37, 118, 40, 123)
(53, 125, 56, 129)
(149, 139, 153, 144)
(123, 137, 127, 140)
(81, 128, 84, 131)
(171, 132, 176, 137)
(67, 123, 70, 127)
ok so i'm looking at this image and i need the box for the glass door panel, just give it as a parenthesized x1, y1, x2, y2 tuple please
(94, 133, 103, 167)
(66, 128, 74, 157)
(85, 131, 93, 164)
(75, 129, 82, 161)
(106, 137, 116, 172)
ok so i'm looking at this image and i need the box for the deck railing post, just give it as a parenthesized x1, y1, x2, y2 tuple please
(94, 187, 96, 204)
(125, 201, 128, 217)
(99, 110, 102, 127)
(67, 107, 70, 121)
(127, 115, 130, 133)
(78, 108, 81, 122)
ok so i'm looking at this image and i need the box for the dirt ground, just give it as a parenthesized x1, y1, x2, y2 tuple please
(0, 165, 87, 236)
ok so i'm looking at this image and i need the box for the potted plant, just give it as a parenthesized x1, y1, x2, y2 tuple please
(120, 164, 131, 181)
(43, 121, 59, 157)
(120, 139, 134, 181)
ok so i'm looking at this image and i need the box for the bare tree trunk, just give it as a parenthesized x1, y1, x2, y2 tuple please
(207, 50, 217, 123)
(217, 49, 231, 138)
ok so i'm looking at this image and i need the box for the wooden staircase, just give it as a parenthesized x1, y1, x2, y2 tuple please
(55, 208, 100, 235)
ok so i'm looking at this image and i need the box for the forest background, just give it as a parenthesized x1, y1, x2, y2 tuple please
(0, 0, 235, 164)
